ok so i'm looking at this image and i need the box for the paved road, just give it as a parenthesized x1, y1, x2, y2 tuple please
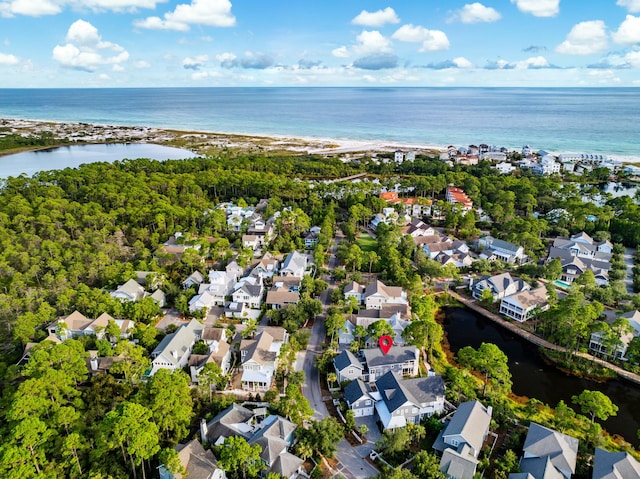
(335, 439, 379, 479)
(623, 246, 635, 294)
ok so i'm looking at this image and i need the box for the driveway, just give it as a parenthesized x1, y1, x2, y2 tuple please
(623, 247, 635, 294)
(335, 439, 379, 479)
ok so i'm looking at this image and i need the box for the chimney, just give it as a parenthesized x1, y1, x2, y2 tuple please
(200, 418, 209, 444)
(90, 356, 99, 372)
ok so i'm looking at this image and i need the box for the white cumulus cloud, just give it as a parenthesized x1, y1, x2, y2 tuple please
(53, 19, 129, 72)
(331, 46, 350, 58)
(453, 3, 501, 24)
(0, 52, 19, 64)
(617, 0, 640, 13)
(612, 15, 640, 44)
(555, 20, 608, 55)
(515, 55, 550, 68)
(392, 24, 450, 51)
(453, 57, 473, 68)
(134, 60, 151, 68)
(510, 0, 559, 17)
(1, 0, 60, 17)
(351, 7, 399, 27)
(216, 52, 236, 63)
(135, 0, 235, 31)
(354, 30, 392, 55)
(624, 50, 640, 67)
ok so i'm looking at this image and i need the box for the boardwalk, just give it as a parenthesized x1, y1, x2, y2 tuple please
(447, 290, 640, 386)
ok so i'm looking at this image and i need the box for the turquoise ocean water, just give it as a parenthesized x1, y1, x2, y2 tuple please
(0, 87, 638, 159)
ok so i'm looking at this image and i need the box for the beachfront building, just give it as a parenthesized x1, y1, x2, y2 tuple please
(499, 286, 549, 322)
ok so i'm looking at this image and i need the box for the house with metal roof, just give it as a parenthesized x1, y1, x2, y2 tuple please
(471, 273, 531, 302)
(150, 319, 203, 376)
(511, 422, 579, 479)
(433, 401, 493, 479)
(374, 371, 445, 430)
(363, 345, 419, 382)
(343, 379, 376, 417)
(478, 236, 528, 264)
(592, 447, 640, 479)
(333, 350, 365, 383)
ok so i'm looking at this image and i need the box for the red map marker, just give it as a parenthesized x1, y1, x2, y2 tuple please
(378, 335, 393, 355)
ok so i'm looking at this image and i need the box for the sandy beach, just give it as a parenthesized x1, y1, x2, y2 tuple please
(2, 117, 639, 164)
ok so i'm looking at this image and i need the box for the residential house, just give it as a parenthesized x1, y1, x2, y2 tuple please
(435, 251, 474, 269)
(333, 350, 365, 383)
(249, 415, 305, 479)
(589, 310, 640, 360)
(552, 232, 613, 260)
(111, 278, 146, 302)
(433, 401, 493, 479)
(182, 271, 206, 289)
(159, 439, 226, 479)
(247, 215, 275, 245)
(250, 252, 280, 279)
(592, 447, 640, 479)
(493, 161, 515, 174)
(471, 273, 531, 302)
(189, 335, 232, 384)
(339, 305, 411, 346)
(478, 236, 528, 264)
(510, 422, 578, 479)
(243, 234, 260, 251)
(344, 379, 376, 417)
(200, 407, 304, 479)
(159, 234, 201, 260)
(304, 226, 322, 249)
(200, 403, 257, 443)
(280, 251, 308, 278)
(446, 186, 473, 211)
(47, 311, 134, 341)
(381, 193, 432, 219)
(150, 289, 167, 307)
(363, 345, 419, 382)
(189, 270, 237, 313)
(344, 281, 366, 305)
(499, 286, 549, 322)
(394, 150, 404, 163)
(533, 156, 561, 176)
(548, 248, 611, 286)
(232, 277, 265, 309)
(86, 350, 121, 376)
(240, 330, 283, 391)
(265, 276, 301, 309)
(150, 319, 203, 376)
(374, 371, 445, 430)
(403, 219, 436, 238)
(364, 280, 408, 310)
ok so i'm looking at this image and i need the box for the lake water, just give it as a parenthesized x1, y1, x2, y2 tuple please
(442, 306, 640, 446)
(0, 143, 197, 178)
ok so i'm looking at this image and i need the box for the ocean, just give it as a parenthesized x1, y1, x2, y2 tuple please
(0, 87, 639, 160)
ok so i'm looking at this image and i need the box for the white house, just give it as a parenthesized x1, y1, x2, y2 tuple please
(589, 310, 640, 360)
(364, 280, 408, 310)
(240, 330, 284, 391)
(110, 278, 146, 302)
(471, 273, 531, 302)
(280, 251, 308, 278)
(150, 319, 203, 376)
(477, 236, 527, 264)
(499, 286, 549, 322)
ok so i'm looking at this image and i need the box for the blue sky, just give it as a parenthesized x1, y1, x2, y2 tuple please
(1, 0, 640, 87)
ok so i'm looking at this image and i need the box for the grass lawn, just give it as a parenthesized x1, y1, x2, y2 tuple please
(356, 232, 378, 253)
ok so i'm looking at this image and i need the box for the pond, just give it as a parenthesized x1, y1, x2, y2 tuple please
(442, 306, 640, 446)
(0, 143, 198, 178)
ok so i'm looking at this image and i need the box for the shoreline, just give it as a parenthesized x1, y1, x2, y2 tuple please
(4, 117, 640, 164)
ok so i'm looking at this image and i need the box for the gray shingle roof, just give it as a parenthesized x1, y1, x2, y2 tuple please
(375, 371, 445, 413)
(363, 345, 418, 367)
(344, 379, 371, 405)
(333, 350, 362, 372)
